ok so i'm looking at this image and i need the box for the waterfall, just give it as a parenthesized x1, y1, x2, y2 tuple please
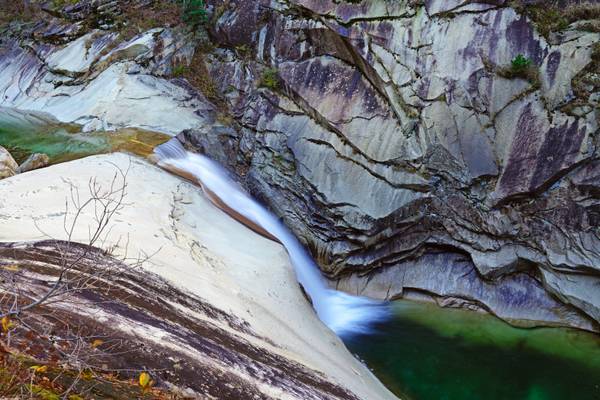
(154, 139, 389, 336)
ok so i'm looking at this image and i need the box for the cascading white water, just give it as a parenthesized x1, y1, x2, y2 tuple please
(154, 139, 389, 336)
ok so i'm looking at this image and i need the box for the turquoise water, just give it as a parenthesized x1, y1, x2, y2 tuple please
(0, 108, 169, 164)
(344, 301, 600, 400)
(0, 109, 107, 163)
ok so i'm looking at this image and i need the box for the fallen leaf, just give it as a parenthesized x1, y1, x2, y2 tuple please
(1, 316, 13, 332)
(31, 365, 48, 373)
(139, 371, 151, 389)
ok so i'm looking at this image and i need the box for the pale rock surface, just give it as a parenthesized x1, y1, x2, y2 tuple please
(0, 29, 208, 135)
(0, 153, 397, 400)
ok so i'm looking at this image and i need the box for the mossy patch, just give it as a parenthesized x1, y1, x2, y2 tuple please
(171, 50, 224, 107)
(259, 67, 280, 90)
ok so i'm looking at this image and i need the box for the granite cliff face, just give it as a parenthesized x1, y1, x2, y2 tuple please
(193, 0, 600, 332)
(1, 0, 599, 332)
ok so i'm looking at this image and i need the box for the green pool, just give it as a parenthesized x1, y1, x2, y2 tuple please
(344, 301, 600, 400)
(0, 108, 170, 164)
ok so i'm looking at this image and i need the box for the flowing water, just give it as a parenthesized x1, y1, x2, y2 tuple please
(154, 139, 391, 336)
(153, 140, 600, 399)
(345, 301, 600, 400)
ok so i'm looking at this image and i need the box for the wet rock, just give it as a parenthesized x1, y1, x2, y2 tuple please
(0, 146, 18, 179)
(333, 251, 597, 331)
(17, 153, 50, 173)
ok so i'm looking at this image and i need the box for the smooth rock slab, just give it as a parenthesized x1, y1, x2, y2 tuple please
(0, 153, 397, 400)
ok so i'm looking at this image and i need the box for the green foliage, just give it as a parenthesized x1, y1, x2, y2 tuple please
(29, 385, 60, 400)
(497, 54, 539, 88)
(511, 54, 532, 72)
(235, 44, 252, 58)
(179, 0, 208, 26)
(51, 0, 79, 10)
(260, 68, 280, 90)
(172, 64, 189, 77)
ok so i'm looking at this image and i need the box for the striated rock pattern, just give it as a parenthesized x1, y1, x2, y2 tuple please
(0, 240, 364, 400)
(0, 1, 211, 134)
(1, 0, 599, 332)
(181, 0, 600, 331)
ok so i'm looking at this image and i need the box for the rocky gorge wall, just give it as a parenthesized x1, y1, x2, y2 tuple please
(196, 0, 600, 332)
(1, 0, 599, 333)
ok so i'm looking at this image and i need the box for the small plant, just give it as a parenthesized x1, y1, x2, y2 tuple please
(235, 44, 252, 58)
(172, 64, 189, 77)
(497, 54, 539, 88)
(51, 0, 79, 10)
(511, 54, 532, 72)
(179, 0, 208, 26)
(260, 68, 280, 90)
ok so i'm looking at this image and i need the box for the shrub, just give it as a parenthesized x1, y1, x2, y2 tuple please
(497, 54, 539, 88)
(511, 54, 532, 72)
(260, 68, 280, 90)
(172, 64, 189, 77)
(51, 0, 79, 10)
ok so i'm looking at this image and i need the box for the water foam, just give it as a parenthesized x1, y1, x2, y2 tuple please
(155, 139, 389, 336)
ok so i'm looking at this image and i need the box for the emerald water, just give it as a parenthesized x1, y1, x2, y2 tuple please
(344, 301, 600, 400)
(0, 108, 169, 164)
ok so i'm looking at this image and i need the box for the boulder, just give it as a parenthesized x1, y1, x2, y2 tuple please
(17, 153, 50, 173)
(0, 146, 18, 179)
